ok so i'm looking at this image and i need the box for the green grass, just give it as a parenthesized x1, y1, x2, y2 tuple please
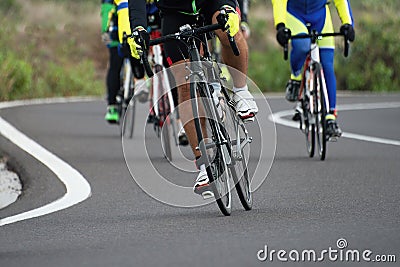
(0, 0, 399, 101)
(0, 0, 105, 101)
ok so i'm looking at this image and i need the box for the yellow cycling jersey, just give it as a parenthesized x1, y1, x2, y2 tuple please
(271, 0, 353, 27)
(113, 0, 131, 43)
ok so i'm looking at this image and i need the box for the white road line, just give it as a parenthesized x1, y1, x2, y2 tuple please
(0, 98, 93, 226)
(269, 102, 400, 147)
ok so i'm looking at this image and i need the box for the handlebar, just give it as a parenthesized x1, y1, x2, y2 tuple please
(283, 32, 350, 60)
(139, 11, 240, 77)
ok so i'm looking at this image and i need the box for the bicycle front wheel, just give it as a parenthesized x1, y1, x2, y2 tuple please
(313, 65, 327, 160)
(222, 92, 252, 210)
(191, 78, 232, 216)
(301, 77, 315, 158)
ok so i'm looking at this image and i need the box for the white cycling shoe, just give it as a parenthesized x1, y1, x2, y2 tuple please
(233, 90, 258, 122)
(193, 169, 214, 200)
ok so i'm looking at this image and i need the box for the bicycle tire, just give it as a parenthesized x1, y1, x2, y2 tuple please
(313, 64, 327, 160)
(160, 91, 172, 161)
(119, 60, 137, 138)
(221, 87, 252, 210)
(302, 69, 315, 158)
(127, 96, 136, 138)
(191, 76, 232, 216)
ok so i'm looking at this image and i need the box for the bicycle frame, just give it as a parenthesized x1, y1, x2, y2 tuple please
(122, 58, 133, 102)
(150, 45, 175, 119)
(146, 27, 184, 157)
(307, 37, 330, 113)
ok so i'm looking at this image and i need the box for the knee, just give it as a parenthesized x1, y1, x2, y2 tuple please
(291, 38, 311, 56)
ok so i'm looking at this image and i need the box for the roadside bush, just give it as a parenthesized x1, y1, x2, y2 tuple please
(249, 50, 289, 92)
(247, 18, 290, 92)
(0, 52, 33, 101)
(336, 14, 400, 91)
(41, 61, 103, 97)
(0, 0, 20, 14)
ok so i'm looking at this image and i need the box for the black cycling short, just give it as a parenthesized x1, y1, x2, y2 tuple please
(160, 0, 238, 65)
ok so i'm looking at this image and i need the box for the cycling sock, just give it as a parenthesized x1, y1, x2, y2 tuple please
(199, 164, 206, 172)
(290, 73, 302, 81)
(329, 109, 337, 117)
(233, 85, 248, 93)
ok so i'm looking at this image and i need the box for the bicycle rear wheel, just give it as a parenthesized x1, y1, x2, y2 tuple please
(191, 78, 232, 216)
(159, 91, 172, 161)
(313, 65, 327, 160)
(120, 60, 136, 138)
(121, 91, 136, 138)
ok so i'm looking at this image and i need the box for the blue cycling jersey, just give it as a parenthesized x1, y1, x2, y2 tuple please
(287, 0, 326, 14)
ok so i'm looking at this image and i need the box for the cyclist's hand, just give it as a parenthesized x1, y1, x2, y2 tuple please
(276, 23, 291, 47)
(101, 32, 112, 46)
(221, 5, 240, 37)
(240, 21, 251, 39)
(340, 23, 355, 42)
(120, 41, 131, 58)
(128, 26, 150, 59)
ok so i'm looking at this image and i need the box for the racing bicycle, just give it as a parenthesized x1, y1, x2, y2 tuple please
(117, 56, 136, 138)
(283, 26, 350, 160)
(147, 29, 180, 161)
(139, 11, 253, 215)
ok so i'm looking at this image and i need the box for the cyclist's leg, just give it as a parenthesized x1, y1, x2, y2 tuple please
(318, 6, 342, 136)
(285, 10, 309, 102)
(107, 47, 123, 105)
(105, 46, 123, 122)
(166, 62, 189, 146)
(161, 11, 213, 197)
(318, 6, 336, 113)
(207, 2, 258, 119)
(161, 12, 202, 156)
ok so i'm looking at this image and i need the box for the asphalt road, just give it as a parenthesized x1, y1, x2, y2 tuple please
(0, 94, 399, 267)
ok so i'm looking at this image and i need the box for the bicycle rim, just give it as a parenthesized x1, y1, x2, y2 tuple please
(223, 96, 252, 210)
(120, 60, 135, 138)
(121, 92, 136, 139)
(302, 88, 315, 158)
(160, 94, 172, 161)
(128, 97, 136, 138)
(191, 78, 231, 216)
(119, 103, 126, 136)
(314, 68, 327, 160)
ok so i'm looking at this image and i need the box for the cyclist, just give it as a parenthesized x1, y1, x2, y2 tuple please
(127, 0, 258, 198)
(145, 1, 189, 146)
(101, 0, 148, 123)
(271, 0, 355, 137)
